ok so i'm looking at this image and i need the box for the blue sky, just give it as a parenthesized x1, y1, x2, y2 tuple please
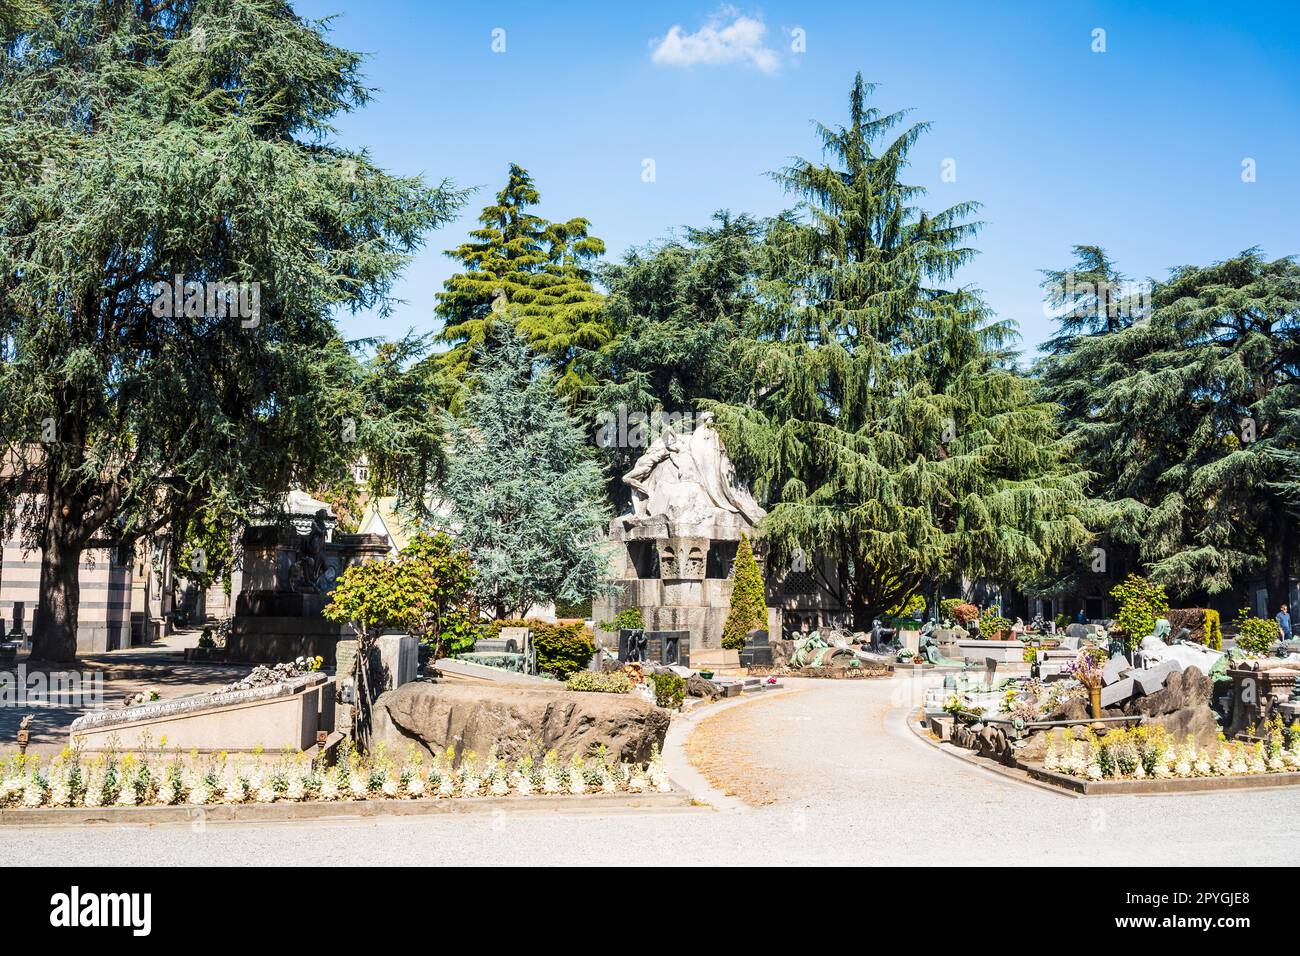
(295, 0, 1300, 357)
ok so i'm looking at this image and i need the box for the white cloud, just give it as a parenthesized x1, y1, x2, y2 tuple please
(650, 7, 780, 74)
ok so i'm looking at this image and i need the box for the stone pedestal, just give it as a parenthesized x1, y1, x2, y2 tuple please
(227, 526, 390, 665)
(595, 516, 765, 654)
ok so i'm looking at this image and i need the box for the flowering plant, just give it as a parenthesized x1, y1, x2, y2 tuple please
(1063, 648, 1107, 689)
(1042, 726, 1300, 780)
(0, 741, 671, 810)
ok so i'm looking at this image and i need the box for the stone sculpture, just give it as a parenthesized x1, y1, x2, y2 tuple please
(619, 412, 764, 528)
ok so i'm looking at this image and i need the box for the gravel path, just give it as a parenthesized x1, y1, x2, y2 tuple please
(3, 676, 1295, 866)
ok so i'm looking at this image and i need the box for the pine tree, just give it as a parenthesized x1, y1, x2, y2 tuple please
(589, 210, 766, 506)
(435, 164, 608, 397)
(722, 534, 766, 649)
(0, 0, 463, 660)
(1040, 249, 1300, 608)
(436, 326, 612, 619)
(711, 75, 1089, 627)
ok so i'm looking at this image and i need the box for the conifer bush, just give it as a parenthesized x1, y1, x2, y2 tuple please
(722, 535, 767, 650)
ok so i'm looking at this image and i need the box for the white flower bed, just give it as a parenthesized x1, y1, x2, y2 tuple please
(1042, 720, 1300, 781)
(0, 742, 672, 810)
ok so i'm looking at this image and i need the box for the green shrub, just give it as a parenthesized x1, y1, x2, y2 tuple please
(981, 615, 1012, 638)
(599, 607, 645, 632)
(1204, 609, 1222, 650)
(483, 618, 599, 678)
(566, 671, 632, 694)
(1234, 612, 1278, 656)
(1109, 574, 1169, 649)
(722, 535, 767, 650)
(553, 596, 593, 619)
(650, 671, 685, 709)
(940, 598, 963, 622)
(535, 621, 597, 678)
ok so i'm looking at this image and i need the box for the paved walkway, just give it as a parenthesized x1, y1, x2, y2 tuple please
(2, 676, 1295, 865)
(1, 629, 255, 751)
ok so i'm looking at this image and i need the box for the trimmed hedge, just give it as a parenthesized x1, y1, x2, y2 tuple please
(1165, 608, 1223, 648)
(566, 671, 631, 694)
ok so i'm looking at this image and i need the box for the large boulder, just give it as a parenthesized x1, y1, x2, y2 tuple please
(371, 681, 670, 764)
(1142, 705, 1222, 750)
(1126, 666, 1212, 718)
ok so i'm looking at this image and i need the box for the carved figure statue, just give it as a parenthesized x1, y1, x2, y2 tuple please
(619, 412, 764, 526)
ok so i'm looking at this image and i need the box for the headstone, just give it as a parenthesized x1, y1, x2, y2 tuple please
(1065, 623, 1090, 640)
(739, 628, 773, 668)
(1102, 653, 1130, 686)
(1060, 635, 1080, 651)
(334, 639, 357, 732)
(8, 602, 26, 639)
(373, 633, 418, 691)
(1132, 659, 1182, 697)
(1100, 676, 1136, 708)
(984, 658, 997, 686)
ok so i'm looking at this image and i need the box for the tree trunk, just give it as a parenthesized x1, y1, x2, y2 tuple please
(30, 505, 82, 662)
(1263, 501, 1295, 615)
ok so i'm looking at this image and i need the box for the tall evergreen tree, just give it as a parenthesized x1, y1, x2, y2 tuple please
(594, 211, 765, 415)
(712, 75, 1089, 627)
(437, 326, 611, 619)
(1039, 244, 1149, 356)
(435, 164, 607, 397)
(1040, 249, 1300, 608)
(589, 210, 766, 506)
(0, 0, 463, 660)
(721, 534, 766, 649)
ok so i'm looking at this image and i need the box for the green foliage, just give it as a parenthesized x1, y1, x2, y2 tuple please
(1234, 612, 1279, 656)
(1109, 574, 1169, 649)
(650, 672, 685, 709)
(1039, 248, 1300, 607)
(436, 164, 608, 397)
(0, 0, 464, 659)
(482, 618, 597, 679)
(940, 598, 964, 621)
(981, 615, 1012, 638)
(888, 593, 927, 618)
(722, 535, 766, 650)
(554, 596, 593, 620)
(566, 671, 632, 694)
(533, 621, 597, 679)
(396, 533, 481, 657)
(1205, 609, 1223, 650)
(437, 326, 613, 619)
(599, 607, 645, 632)
(709, 75, 1088, 628)
(324, 532, 478, 743)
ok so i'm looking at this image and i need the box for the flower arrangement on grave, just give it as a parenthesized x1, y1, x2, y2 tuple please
(0, 740, 671, 810)
(1042, 725, 1300, 780)
(980, 615, 1012, 640)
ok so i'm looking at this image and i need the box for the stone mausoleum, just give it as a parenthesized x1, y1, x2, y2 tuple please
(594, 413, 777, 652)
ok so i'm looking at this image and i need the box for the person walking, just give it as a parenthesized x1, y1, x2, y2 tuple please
(1277, 603, 1293, 642)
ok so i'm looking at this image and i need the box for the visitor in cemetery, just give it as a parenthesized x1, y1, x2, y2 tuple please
(1277, 603, 1292, 641)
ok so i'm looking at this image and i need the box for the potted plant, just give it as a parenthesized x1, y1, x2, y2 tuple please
(1065, 648, 1107, 718)
(981, 615, 1012, 641)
